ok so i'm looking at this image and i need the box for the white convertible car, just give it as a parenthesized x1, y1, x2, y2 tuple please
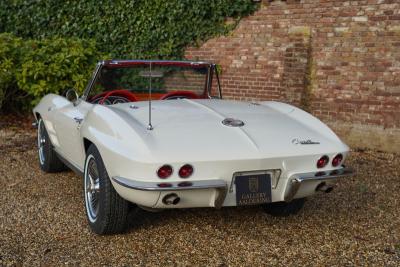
(33, 60, 353, 234)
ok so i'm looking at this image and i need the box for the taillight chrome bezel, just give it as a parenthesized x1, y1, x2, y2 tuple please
(317, 155, 329, 169)
(178, 164, 194, 178)
(157, 165, 173, 179)
(332, 153, 343, 167)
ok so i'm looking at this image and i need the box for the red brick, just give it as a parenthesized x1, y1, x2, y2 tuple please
(185, 0, 400, 129)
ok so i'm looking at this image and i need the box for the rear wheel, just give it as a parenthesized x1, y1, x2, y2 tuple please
(262, 198, 306, 217)
(37, 118, 66, 172)
(84, 144, 129, 234)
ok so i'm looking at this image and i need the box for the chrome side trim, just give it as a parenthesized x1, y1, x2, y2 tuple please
(284, 166, 354, 202)
(112, 177, 228, 208)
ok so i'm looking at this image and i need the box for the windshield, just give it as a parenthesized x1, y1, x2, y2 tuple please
(86, 62, 211, 105)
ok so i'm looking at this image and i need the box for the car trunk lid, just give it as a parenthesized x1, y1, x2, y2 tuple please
(110, 99, 343, 162)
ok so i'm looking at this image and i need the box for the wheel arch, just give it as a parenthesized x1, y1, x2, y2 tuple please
(83, 138, 94, 155)
(34, 112, 41, 121)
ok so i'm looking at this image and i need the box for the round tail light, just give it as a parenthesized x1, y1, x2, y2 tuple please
(178, 164, 193, 178)
(157, 165, 173, 179)
(317, 155, 329, 168)
(332, 154, 343, 167)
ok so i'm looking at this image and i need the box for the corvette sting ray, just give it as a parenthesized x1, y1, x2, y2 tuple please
(33, 60, 354, 234)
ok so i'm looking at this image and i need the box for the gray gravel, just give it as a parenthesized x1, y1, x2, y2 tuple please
(0, 123, 399, 266)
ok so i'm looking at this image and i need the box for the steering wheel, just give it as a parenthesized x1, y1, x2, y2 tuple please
(160, 91, 199, 100)
(98, 90, 138, 104)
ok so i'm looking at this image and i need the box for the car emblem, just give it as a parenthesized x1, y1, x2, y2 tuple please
(222, 118, 245, 127)
(248, 177, 259, 193)
(292, 138, 320, 145)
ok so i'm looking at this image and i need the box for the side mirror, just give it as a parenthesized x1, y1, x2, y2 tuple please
(65, 89, 79, 106)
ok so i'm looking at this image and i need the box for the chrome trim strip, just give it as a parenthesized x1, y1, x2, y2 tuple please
(112, 176, 227, 191)
(284, 166, 354, 202)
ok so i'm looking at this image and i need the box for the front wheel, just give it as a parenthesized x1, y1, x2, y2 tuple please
(84, 144, 129, 234)
(262, 198, 306, 217)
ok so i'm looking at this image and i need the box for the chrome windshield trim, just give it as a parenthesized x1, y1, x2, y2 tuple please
(285, 166, 354, 202)
(82, 61, 103, 101)
(112, 176, 227, 191)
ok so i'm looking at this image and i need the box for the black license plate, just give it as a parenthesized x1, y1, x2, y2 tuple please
(235, 173, 272, 206)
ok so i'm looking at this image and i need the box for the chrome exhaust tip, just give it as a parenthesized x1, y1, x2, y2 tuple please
(316, 182, 334, 193)
(325, 185, 334, 193)
(162, 193, 180, 205)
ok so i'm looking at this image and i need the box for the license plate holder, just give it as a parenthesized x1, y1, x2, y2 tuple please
(234, 173, 272, 206)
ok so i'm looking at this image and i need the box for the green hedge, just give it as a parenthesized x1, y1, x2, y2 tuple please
(0, 0, 257, 58)
(0, 33, 105, 111)
(0, 1, 258, 111)
(0, 33, 23, 110)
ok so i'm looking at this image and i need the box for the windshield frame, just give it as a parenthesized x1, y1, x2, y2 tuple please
(81, 60, 220, 103)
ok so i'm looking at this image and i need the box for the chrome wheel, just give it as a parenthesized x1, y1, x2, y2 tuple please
(84, 155, 101, 222)
(37, 120, 46, 165)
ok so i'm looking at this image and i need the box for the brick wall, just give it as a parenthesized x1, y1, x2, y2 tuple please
(164, 69, 207, 95)
(185, 0, 400, 153)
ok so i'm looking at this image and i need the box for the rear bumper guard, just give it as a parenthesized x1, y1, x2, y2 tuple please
(112, 176, 228, 208)
(285, 166, 355, 202)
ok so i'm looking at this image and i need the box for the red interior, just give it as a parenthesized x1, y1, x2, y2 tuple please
(97, 90, 139, 104)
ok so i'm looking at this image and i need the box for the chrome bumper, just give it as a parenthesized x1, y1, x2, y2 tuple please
(112, 177, 228, 208)
(285, 166, 354, 202)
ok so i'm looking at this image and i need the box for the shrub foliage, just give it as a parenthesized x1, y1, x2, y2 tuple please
(0, 0, 257, 58)
(0, 1, 258, 111)
(0, 34, 36, 111)
(0, 34, 105, 110)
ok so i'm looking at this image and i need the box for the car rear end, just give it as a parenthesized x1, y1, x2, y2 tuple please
(111, 151, 354, 209)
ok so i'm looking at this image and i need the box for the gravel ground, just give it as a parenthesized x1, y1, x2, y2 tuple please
(0, 118, 399, 266)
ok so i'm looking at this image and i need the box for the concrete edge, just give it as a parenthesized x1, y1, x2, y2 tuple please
(328, 122, 400, 154)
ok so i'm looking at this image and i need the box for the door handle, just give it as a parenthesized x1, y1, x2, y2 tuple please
(74, 117, 83, 124)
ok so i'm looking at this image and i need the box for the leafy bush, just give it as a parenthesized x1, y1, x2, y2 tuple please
(0, 0, 257, 59)
(0, 1, 258, 111)
(0, 33, 27, 110)
(0, 33, 105, 111)
(17, 38, 105, 104)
